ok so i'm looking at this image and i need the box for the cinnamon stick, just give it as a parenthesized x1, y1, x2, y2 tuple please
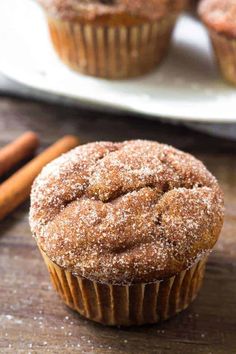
(0, 131, 39, 177)
(0, 135, 79, 221)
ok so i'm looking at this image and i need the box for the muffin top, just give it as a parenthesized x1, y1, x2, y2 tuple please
(30, 140, 224, 285)
(199, 0, 236, 37)
(38, 0, 187, 22)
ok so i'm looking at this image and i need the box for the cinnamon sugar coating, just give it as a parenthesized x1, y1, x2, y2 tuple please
(199, 0, 236, 37)
(38, 0, 187, 21)
(30, 140, 224, 285)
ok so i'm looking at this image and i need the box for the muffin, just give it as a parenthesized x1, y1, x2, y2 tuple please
(199, 0, 236, 85)
(38, 0, 187, 79)
(30, 140, 224, 326)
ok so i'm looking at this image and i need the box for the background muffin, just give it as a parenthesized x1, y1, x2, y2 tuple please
(38, 0, 187, 79)
(30, 140, 224, 326)
(199, 0, 236, 85)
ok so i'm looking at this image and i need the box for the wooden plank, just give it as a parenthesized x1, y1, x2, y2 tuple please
(0, 98, 235, 353)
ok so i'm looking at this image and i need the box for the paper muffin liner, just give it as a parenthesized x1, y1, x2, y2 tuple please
(40, 248, 207, 326)
(210, 30, 236, 85)
(46, 15, 177, 79)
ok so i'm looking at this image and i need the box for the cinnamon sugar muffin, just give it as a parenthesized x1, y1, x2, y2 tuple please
(30, 140, 224, 326)
(199, 0, 236, 85)
(38, 0, 187, 79)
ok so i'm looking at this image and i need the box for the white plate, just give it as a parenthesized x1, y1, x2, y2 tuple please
(0, 0, 236, 123)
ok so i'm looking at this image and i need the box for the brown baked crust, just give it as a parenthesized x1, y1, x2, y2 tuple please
(199, 0, 236, 38)
(38, 0, 187, 22)
(30, 140, 224, 285)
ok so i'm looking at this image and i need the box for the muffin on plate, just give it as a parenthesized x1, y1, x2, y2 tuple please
(37, 0, 187, 79)
(199, 0, 236, 85)
(30, 140, 224, 326)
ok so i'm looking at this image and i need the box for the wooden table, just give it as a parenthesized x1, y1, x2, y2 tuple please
(0, 97, 235, 354)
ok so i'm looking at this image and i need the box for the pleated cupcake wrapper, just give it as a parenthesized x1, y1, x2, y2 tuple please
(40, 248, 207, 326)
(46, 15, 177, 79)
(210, 30, 236, 86)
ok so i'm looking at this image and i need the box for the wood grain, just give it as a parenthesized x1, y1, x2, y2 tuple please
(0, 98, 235, 354)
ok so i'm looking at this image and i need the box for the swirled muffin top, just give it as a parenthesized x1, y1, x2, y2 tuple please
(199, 0, 236, 37)
(38, 0, 187, 21)
(30, 140, 224, 285)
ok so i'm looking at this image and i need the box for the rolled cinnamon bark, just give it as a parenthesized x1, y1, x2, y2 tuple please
(0, 135, 79, 221)
(0, 131, 39, 177)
